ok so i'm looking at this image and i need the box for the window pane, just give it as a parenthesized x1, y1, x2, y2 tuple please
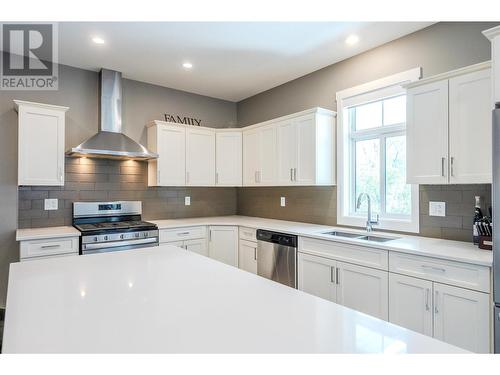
(355, 139, 380, 214)
(383, 95, 406, 126)
(386, 136, 411, 215)
(354, 101, 382, 131)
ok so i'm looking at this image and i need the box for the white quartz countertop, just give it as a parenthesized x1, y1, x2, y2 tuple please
(151, 216, 493, 267)
(16, 226, 81, 241)
(2, 245, 465, 353)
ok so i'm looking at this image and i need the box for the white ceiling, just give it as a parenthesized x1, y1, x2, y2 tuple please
(58, 22, 433, 102)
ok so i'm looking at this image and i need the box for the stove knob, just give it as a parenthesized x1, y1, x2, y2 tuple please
(93, 236, 98, 242)
(143, 232, 148, 238)
(120, 234, 124, 240)
(104, 235, 108, 241)
(135, 233, 140, 238)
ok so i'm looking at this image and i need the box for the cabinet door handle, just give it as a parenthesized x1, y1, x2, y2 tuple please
(254, 247, 257, 261)
(58, 166, 63, 182)
(330, 267, 335, 283)
(290, 168, 293, 181)
(186, 171, 190, 184)
(158, 170, 161, 184)
(450, 157, 455, 177)
(421, 265, 446, 273)
(41, 244, 61, 249)
(178, 232, 190, 236)
(215, 172, 219, 185)
(336, 267, 340, 285)
(425, 288, 430, 311)
(293, 168, 297, 181)
(441, 157, 446, 177)
(258, 171, 261, 183)
(209, 229, 212, 242)
(434, 291, 439, 314)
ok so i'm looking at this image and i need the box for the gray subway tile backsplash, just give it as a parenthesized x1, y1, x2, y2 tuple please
(18, 157, 237, 228)
(18, 157, 491, 243)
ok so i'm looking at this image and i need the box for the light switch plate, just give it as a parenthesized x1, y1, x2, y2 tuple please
(44, 198, 58, 210)
(429, 201, 446, 217)
(185, 196, 191, 206)
(280, 197, 286, 207)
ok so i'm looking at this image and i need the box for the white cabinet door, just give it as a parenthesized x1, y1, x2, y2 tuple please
(186, 127, 215, 186)
(297, 253, 337, 302)
(433, 282, 490, 353)
(185, 238, 208, 257)
(208, 226, 238, 267)
(295, 114, 316, 185)
(336, 261, 389, 320)
(242, 129, 260, 186)
(449, 68, 492, 183)
(17, 102, 67, 186)
(238, 239, 257, 274)
(276, 120, 297, 185)
(157, 124, 186, 186)
(216, 131, 242, 186)
(389, 273, 433, 336)
(406, 80, 449, 184)
(258, 125, 277, 185)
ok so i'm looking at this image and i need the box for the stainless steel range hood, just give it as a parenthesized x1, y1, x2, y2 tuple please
(66, 69, 158, 160)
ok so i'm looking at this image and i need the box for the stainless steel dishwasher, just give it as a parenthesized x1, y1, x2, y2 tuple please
(256, 229, 298, 288)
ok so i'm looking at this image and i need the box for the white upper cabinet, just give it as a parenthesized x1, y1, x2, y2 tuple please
(242, 124, 277, 186)
(216, 131, 242, 186)
(186, 127, 216, 186)
(406, 62, 492, 184)
(148, 122, 186, 186)
(483, 26, 500, 104)
(406, 80, 449, 184)
(449, 69, 492, 183)
(243, 108, 336, 187)
(16, 100, 68, 186)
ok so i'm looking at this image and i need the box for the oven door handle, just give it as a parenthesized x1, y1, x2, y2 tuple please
(83, 237, 158, 250)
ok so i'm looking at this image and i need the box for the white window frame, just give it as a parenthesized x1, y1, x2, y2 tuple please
(336, 68, 422, 233)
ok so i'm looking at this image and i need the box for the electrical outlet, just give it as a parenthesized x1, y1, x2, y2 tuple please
(44, 198, 58, 211)
(185, 196, 191, 206)
(429, 201, 446, 217)
(280, 197, 286, 207)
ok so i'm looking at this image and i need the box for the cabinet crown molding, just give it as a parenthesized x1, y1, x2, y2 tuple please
(483, 25, 500, 40)
(403, 61, 491, 89)
(14, 100, 69, 113)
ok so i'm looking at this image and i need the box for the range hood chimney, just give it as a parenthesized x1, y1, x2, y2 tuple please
(66, 69, 158, 160)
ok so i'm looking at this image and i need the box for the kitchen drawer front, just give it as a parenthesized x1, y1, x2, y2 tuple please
(389, 252, 490, 293)
(299, 237, 388, 270)
(20, 237, 79, 259)
(239, 227, 257, 242)
(159, 226, 207, 243)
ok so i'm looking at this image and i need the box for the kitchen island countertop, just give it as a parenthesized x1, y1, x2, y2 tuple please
(2, 244, 465, 353)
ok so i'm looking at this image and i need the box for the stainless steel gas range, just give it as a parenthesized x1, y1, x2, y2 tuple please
(73, 201, 159, 255)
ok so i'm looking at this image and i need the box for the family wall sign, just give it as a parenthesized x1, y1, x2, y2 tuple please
(164, 113, 202, 126)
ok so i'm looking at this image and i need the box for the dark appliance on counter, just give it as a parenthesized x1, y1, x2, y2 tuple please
(73, 201, 159, 255)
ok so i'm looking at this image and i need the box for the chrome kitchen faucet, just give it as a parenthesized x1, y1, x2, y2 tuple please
(356, 193, 379, 232)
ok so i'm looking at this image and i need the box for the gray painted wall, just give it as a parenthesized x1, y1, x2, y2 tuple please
(236, 22, 498, 241)
(0, 60, 237, 307)
(237, 22, 499, 125)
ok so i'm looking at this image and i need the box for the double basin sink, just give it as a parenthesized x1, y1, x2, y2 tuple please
(320, 231, 398, 243)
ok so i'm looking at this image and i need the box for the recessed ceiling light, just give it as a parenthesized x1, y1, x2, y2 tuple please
(92, 37, 105, 45)
(182, 62, 193, 69)
(345, 35, 360, 46)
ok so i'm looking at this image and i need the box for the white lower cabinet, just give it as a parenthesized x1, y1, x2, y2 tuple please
(298, 253, 337, 302)
(389, 273, 433, 337)
(389, 273, 490, 353)
(184, 238, 209, 257)
(208, 226, 238, 267)
(238, 239, 257, 274)
(433, 282, 490, 353)
(298, 253, 388, 320)
(336, 261, 388, 320)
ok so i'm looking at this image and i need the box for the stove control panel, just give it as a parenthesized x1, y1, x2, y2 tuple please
(81, 230, 159, 244)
